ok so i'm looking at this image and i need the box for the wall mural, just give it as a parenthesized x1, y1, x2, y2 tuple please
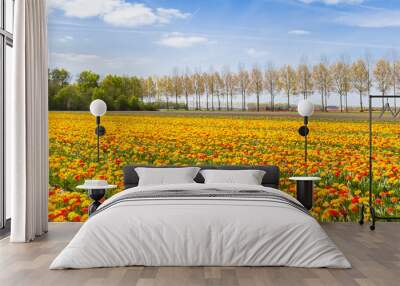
(48, 111, 400, 222)
(47, 0, 400, 222)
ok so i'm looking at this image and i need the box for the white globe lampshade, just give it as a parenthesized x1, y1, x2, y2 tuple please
(297, 99, 314, 117)
(90, 99, 107, 117)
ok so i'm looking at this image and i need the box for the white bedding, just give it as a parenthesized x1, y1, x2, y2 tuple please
(50, 183, 351, 269)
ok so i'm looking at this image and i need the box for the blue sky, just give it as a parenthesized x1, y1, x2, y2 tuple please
(48, 0, 400, 79)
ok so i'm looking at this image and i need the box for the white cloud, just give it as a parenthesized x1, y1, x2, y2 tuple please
(58, 35, 74, 43)
(337, 10, 400, 28)
(47, 0, 68, 11)
(299, 0, 364, 4)
(158, 33, 208, 48)
(103, 3, 159, 27)
(48, 0, 190, 27)
(288, 30, 311, 35)
(245, 48, 268, 58)
(51, 52, 152, 65)
(51, 52, 101, 63)
(156, 8, 191, 23)
(49, 0, 120, 18)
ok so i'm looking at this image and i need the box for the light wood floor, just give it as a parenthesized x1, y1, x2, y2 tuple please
(0, 222, 399, 286)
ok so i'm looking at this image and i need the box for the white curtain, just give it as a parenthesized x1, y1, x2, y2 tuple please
(8, 0, 49, 242)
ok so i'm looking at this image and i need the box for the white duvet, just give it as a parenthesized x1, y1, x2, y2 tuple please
(50, 183, 351, 269)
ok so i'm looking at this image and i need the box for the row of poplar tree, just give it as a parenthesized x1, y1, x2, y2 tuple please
(49, 57, 398, 112)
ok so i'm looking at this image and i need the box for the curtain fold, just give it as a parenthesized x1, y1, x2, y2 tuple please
(9, 0, 48, 242)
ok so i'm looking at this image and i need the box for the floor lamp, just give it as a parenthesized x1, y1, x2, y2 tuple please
(90, 99, 107, 162)
(289, 99, 318, 210)
(297, 99, 315, 173)
(86, 99, 108, 215)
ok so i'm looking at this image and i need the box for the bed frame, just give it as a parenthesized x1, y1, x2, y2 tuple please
(123, 165, 280, 189)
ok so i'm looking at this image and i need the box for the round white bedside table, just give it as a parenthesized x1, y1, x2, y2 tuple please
(77, 180, 117, 215)
(289, 177, 321, 210)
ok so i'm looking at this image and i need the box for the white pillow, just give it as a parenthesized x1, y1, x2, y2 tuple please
(200, 169, 266, 185)
(135, 167, 200, 186)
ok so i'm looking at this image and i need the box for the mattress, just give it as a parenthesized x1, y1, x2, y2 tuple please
(50, 183, 351, 269)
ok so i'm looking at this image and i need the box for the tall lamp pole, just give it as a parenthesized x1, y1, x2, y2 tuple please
(297, 99, 314, 175)
(90, 99, 107, 162)
(289, 99, 319, 211)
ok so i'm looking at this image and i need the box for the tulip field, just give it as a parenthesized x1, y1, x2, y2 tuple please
(48, 112, 400, 222)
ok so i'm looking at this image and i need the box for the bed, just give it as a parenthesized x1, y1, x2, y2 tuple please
(50, 165, 351, 269)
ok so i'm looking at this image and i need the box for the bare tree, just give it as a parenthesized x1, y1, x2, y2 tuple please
(250, 64, 264, 112)
(213, 72, 223, 110)
(331, 60, 349, 112)
(296, 64, 313, 99)
(206, 70, 218, 111)
(171, 68, 183, 109)
(143, 76, 157, 103)
(231, 74, 239, 110)
(202, 72, 210, 110)
(341, 56, 351, 112)
(192, 72, 204, 110)
(390, 50, 399, 111)
(154, 76, 161, 104)
(222, 67, 236, 111)
(156, 77, 165, 107)
(182, 69, 193, 110)
(312, 60, 332, 112)
(395, 60, 400, 106)
(374, 59, 393, 108)
(238, 64, 250, 111)
(364, 51, 374, 105)
(162, 76, 173, 109)
(264, 63, 279, 111)
(278, 64, 297, 111)
(350, 59, 369, 112)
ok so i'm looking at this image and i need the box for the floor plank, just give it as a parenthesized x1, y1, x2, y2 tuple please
(0, 222, 398, 286)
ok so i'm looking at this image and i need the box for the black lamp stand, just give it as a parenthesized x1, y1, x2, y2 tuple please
(95, 116, 106, 162)
(88, 116, 107, 216)
(298, 116, 310, 173)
